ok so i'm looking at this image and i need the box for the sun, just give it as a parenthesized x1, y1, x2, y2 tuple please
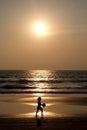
(33, 23, 46, 35)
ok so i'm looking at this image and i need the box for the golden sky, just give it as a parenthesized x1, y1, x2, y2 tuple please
(0, 0, 87, 70)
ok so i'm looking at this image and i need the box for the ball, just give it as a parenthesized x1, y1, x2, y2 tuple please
(42, 103, 46, 107)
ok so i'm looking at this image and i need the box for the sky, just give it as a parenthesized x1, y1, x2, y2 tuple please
(0, 0, 87, 70)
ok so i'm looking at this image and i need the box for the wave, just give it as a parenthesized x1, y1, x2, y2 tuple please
(0, 84, 87, 90)
(0, 70, 87, 94)
(0, 78, 87, 83)
(0, 85, 37, 89)
(0, 91, 87, 94)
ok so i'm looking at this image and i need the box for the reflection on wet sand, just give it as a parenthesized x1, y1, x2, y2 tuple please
(17, 111, 63, 118)
(1, 94, 87, 118)
(36, 116, 44, 127)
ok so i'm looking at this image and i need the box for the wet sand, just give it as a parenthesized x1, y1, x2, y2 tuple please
(0, 94, 87, 129)
(0, 116, 87, 130)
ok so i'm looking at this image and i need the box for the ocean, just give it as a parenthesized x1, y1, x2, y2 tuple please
(1, 70, 87, 118)
(0, 70, 87, 94)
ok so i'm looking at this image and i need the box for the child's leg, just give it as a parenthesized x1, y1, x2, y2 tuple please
(41, 107, 43, 116)
(36, 108, 39, 116)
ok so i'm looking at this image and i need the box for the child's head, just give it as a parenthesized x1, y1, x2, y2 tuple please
(37, 97, 41, 101)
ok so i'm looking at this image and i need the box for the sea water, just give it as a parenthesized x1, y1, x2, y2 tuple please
(0, 70, 87, 94)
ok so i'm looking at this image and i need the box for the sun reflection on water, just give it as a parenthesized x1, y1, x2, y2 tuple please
(29, 70, 52, 81)
(25, 70, 53, 93)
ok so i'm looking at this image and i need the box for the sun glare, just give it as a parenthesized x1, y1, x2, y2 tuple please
(33, 23, 46, 35)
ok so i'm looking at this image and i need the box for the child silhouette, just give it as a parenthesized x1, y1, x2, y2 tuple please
(36, 97, 44, 117)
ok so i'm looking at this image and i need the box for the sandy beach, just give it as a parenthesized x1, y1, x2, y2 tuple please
(0, 117, 87, 130)
(0, 94, 87, 129)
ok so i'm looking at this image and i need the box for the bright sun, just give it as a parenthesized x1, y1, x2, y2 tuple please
(33, 23, 46, 35)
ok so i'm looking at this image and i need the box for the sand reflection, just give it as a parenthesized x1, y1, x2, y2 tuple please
(33, 93, 45, 97)
(1, 94, 87, 118)
(18, 111, 63, 118)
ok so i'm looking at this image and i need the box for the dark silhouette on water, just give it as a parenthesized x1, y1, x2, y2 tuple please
(36, 97, 46, 117)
